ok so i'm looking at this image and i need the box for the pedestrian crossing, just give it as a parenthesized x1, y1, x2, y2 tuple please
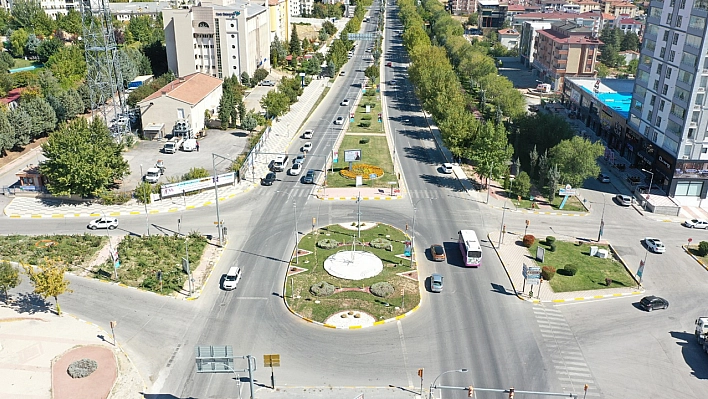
(533, 305, 603, 398)
(409, 189, 441, 199)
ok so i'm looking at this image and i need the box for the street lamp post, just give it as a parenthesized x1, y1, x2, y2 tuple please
(597, 194, 606, 242)
(486, 161, 494, 204)
(498, 201, 510, 246)
(429, 368, 468, 399)
(641, 168, 654, 209)
(293, 201, 299, 264)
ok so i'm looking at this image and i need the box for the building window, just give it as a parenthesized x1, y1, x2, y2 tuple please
(198, 22, 209, 28)
(650, 95, 657, 105)
(673, 33, 680, 45)
(688, 129, 695, 139)
(666, 13, 673, 24)
(676, 16, 683, 27)
(663, 84, 669, 95)
(663, 30, 669, 41)
(693, 111, 701, 122)
(231, 35, 235, 38)
(660, 99, 666, 111)
(653, 80, 660, 90)
(232, 45, 236, 48)
(678, 69, 693, 84)
(682, 52, 698, 67)
(233, 66, 237, 69)
(666, 67, 672, 78)
(680, 0, 686, 8)
(230, 23, 234, 27)
(657, 63, 663, 74)
(689, 15, 706, 30)
(695, 0, 708, 11)
(660, 47, 666, 58)
(644, 126, 651, 136)
(178, 108, 185, 119)
(696, 93, 705, 105)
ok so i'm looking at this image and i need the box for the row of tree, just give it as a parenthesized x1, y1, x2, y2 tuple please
(0, 259, 71, 316)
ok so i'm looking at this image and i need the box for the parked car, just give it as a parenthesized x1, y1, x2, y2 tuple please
(294, 154, 305, 165)
(389, 79, 396, 85)
(222, 266, 242, 290)
(144, 167, 162, 184)
(644, 237, 666, 253)
(441, 163, 453, 174)
(88, 217, 119, 230)
(303, 169, 316, 184)
(341, 99, 350, 106)
(430, 273, 444, 293)
(430, 244, 445, 261)
(386, 61, 392, 67)
(261, 172, 276, 186)
(683, 219, 708, 229)
(302, 130, 314, 139)
(614, 194, 633, 206)
(639, 295, 669, 311)
(598, 173, 611, 183)
(260, 80, 275, 86)
(288, 163, 303, 176)
(335, 116, 344, 125)
(339, 70, 346, 76)
(302, 142, 313, 152)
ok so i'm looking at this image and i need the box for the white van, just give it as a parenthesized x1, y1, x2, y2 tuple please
(182, 138, 197, 152)
(223, 266, 241, 290)
(442, 163, 453, 174)
(272, 155, 288, 172)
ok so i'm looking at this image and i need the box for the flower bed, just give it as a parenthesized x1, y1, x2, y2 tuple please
(339, 164, 384, 180)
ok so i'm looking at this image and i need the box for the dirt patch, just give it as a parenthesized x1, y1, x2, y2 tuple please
(295, 24, 319, 41)
(0, 137, 47, 169)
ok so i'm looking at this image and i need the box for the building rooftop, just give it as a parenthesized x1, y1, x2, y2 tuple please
(499, 28, 521, 35)
(538, 28, 603, 44)
(478, 0, 501, 6)
(619, 18, 642, 24)
(513, 12, 582, 20)
(139, 73, 223, 106)
(109, 1, 171, 14)
(508, 4, 526, 10)
(568, 77, 634, 119)
(0, 88, 24, 105)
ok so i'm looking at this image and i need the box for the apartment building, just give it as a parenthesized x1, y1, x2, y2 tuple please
(598, 0, 638, 17)
(109, 1, 171, 22)
(614, 16, 643, 35)
(268, 0, 290, 41)
(533, 21, 602, 89)
(288, 0, 313, 17)
(39, 0, 77, 18)
(478, 0, 508, 28)
(627, 0, 708, 199)
(163, 1, 271, 80)
(449, 0, 477, 15)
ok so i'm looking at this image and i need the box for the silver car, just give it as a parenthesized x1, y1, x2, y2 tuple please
(431, 273, 443, 293)
(614, 194, 633, 206)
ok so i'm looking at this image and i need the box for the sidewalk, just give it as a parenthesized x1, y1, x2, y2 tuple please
(487, 231, 642, 304)
(0, 304, 144, 399)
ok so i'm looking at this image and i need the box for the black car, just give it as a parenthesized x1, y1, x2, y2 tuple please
(261, 172, 276, 186)
(639, 295, 669, 312)
(302, 169, 316, 184)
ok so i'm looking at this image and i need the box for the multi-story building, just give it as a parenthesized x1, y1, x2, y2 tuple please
(614, 16, 644, 35)
(533, 21, 602, 89)
(478, 0, 508, 28)
(268, 0, 290, 41)
(449, 0, 477, 16)
(516, 13, 589, 66)
(598, 0, 638, 17)
(163, 0, 271, 80)
(499, 28, 521, 50)
(627, 0, 708, 200)
(575, 0, 601, 13)
(39, 0, 77, 18)
(109, 1, 170, 22)
(288, 0, 312, 17)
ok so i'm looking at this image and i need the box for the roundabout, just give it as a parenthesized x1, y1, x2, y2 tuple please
(284, 222, 420, 328)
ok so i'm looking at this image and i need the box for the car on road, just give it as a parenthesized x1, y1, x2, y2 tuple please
(430, 273, 444, 293)
(259, 80, 275, 86)
(302, 142, 313, 152)
(683, 219, 708, 229)
(288, 163, 303, 176)
(302, 130, 314, 139)
(341, 99, 350, 106)
(639, 295, 669, 311)
(644, 237, 666, 253)
(430, 244, 445, 261)
(335, 116, 344, 125)
(347, 51, 353, 58)
(144, 167, 162, 184)
(441, 163, 453, 174)
(222, 266, 242, 290)
(303, 169, 316, 184)
(261, 172, 276, 186)
(339, 70, 346, 76)
(614, 194, 633, 206)
(389, 79, 396, 85)
(294, 154, 305, 165)
(88, 217, 119, 230)
(386, 61, 392, 67)
(598, 173, 611, 183)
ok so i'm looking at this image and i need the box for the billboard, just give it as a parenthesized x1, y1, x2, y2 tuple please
(160, 172, 236, 198)
(344, 149, 362, 162)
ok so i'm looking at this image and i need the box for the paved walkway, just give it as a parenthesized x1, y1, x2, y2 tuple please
(488, 231, 643, 303)
(0, 304, 144, 399)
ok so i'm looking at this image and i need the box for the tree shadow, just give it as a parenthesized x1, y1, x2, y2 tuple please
(7, 292, 54, 315)
(669, 331, 708, 380)
(419, 174, 466, 192)
(402, 145, 440, 165)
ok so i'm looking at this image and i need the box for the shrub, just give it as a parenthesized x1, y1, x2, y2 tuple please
(563, 264, 578, 276)
(316, 239, 339, 249)
(67, 358, 98, 378)
(549, 243, 557, 252)
(370, 237, 392, 249)
(98, 190, 131, 205)
(361, 114, 372, 120)
(545, 236, 556, 245)
(339, 164, 384, 180)
(309, 281, 335, 296)
(541, 265, 556, 281)
(699, 241, 708, 256)
(359, 121, 371, 128)
(370, 282, 394, 297)
(359, 138, 370, 144)
(522, 234, 535, 247)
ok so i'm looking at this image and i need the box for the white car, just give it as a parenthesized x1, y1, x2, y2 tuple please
(88, 217, 119, 230)
(441, 163, 453, 174)
(302, 142, 313, 152)
(335, 116, 344, 125)
(293, 154, 305, 165)
(645, 237, 666, 253)
(302, 130, 314, 139)
(289, 163, 303, 175)
(341, 99, 350, 106)
(684, 219, 708, 229)
(222, 266, 242, 290)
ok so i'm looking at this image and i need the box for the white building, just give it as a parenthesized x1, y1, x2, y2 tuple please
(628, 0, 708, 199)
(109, 1, 171, 22)
(138, 72, 223, 136)
(163, 0, 271, 79)
(498, 28, 520, 51)
(38, 0, 77, 18)
(288, 0, 312, 17)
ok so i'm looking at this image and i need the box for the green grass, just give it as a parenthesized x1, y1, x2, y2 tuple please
(11, 58, 41, 68)
(0, 234, 107, 270)
(529, 240, 635, 292)
(325, 135, 394, 188)
(549, 195, 587, 212)
(348, 91, 384, 133)
(94, 234, 208, 294)
(687, 246, 708, 264)
(286, 223, 419, 323)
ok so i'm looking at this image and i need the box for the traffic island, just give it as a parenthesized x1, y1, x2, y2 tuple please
(284, 222, 420, 328)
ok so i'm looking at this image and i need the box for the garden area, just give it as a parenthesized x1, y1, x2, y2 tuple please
(0, 234, 106, 270)
(93, 233, 208, 294)
(686, 240, 708, 264)
(525, 235, 635, 293)
(504, 192, 587, 212)
(348, 89, 384, 133)
(325, 135, 394, 189)
(285, 223, 420, 324)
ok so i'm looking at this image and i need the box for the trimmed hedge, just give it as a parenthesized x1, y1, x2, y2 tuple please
(317, 239, 339, 249)
(370, 237, 392, 249)
(545, 236, 556, 245)
(310, 281, 335, 296)
(541, 266, 556, 281)
(370, 281, 394, 297)
(560, 264, 578, 276)
(699, 241, 708, 256)
(522, 234, 535, 248)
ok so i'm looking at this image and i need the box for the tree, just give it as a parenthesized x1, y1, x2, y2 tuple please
(41, 118, 130, 197)
(24, 33, 40, 58)
(515, 113, 574, 173)
(135, 181, 153, 204)
(260, 90, 290, 118)
(127, 15, 158, 44)
(56, 9, 82, 35)
(0, 109, 14, 155)
(322, 20, 337, 35)
(513, 171, 531, 198)
(237, 100, 247, 125)
(46, 45, 87, 87)
(318, 29, 330, 42)
(23, 260, 72, 316)
(467, 121, 513, 185)
(253, 67, 268, 83)
(621, 32, 639, 52)
(627, 59, 639, 75)
(240, 71, 251, 87)
(241, 111, 258, 133)
(289, 24, 301, 56)
(547, 164, 560, 201)
(19, 97, 57, 139)
(270, 35, 287, 66)
(528, 145, 539, 178)
(364, 64, 379, 81)
(9, 28, 29, 57)
(549, 136, 605, 187)
(7, 108, 32, 148)
(537, 150, 549, 189)
(0, 261, 21, 302)
(37, 37, 62, 62)
(217, 90, 234, 129)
